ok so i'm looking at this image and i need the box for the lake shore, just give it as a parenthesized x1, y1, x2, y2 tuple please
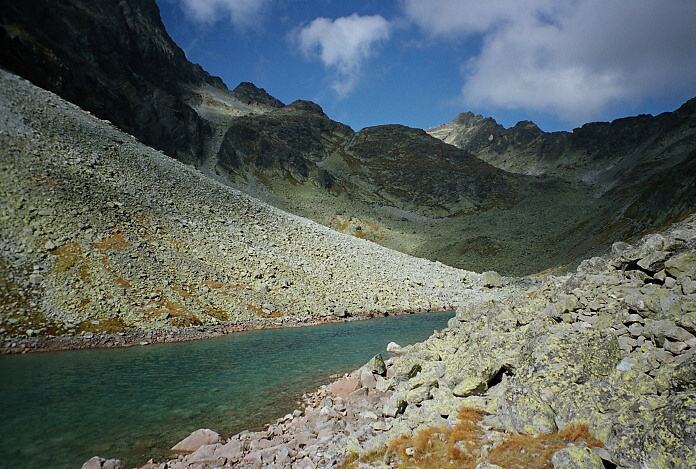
(1, 305, 456, 355)
(109, 214, 696, 469)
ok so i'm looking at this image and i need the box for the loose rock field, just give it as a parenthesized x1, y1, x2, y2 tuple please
(0, 69, 473, 350)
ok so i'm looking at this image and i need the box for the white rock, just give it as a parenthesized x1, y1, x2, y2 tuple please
(171, 428, 222, 454)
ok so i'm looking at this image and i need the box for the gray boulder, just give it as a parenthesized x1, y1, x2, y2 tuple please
(496, 384, 557, 434)
(551, 446, 605, 469)
(482, 271, 503, 288)
(81, 457, 122, 469)
(171, 428, 222, 454)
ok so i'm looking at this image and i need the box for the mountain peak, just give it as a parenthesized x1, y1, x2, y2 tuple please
(285, 100, 326, 115)
(231, 82, 285, 108)
(452, 111, 498, 128)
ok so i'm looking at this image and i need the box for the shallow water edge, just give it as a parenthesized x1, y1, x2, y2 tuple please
(1, 305, 456, 354)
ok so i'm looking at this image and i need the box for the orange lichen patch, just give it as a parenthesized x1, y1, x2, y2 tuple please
(352, 219, 384, 241)
(527, 289, 538, 298)
(201, 281, 247, 294)
(27, 176, 58, 186)
(334, 215, 352, 232)
(205, 305, 229, 321)
(140, 291, 189, 318)
(247, 303, 263, 315)
(171, 284, 193, 298)
(94, 230, 130, 252)
(245, 303, 285, 319)
(383, 407, 487, 468)
(51, 242, 84, 273)
(356, 408, 602, 469)
(333, 215, 384, 242)
(163, 298, 187, 315)
(115, 277, 131, 289)
(77, 318, 127, 334)
(78, 264, 91, 283)
(78, 298, 90, 309)
(203, 280, 224, 289)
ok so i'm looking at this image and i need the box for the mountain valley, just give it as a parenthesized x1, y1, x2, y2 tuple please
(3, 0, 694, 277)
(1, 1, 695, 468)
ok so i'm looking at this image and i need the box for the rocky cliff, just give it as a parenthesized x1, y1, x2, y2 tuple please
(0, 0, 226, 165)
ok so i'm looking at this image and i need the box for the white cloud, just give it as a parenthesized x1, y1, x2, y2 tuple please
(295, 14, 390, 97)
(402, 0, 696, 125)
(179, 0, 269, 29)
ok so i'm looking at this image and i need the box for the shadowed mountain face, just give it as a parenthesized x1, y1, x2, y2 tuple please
(217, 110, 522, 219)
(0, 0, 226, 164)
(2, 0, 694, 276)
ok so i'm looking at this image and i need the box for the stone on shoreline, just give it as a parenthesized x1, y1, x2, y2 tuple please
(81, 456, 122, 469)
(171, 429, 222, 454)
(386, 341, 404, 354)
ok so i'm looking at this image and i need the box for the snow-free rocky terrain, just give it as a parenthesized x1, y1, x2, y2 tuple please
(89, 203, 696, 469)
(2, 64, 692, 469)
(0, 69, 473, 350)
(1, 0, 695, 466)
(4, 0, 695, 278)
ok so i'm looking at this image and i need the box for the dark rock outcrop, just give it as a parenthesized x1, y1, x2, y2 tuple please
(218, 101, 352, 182)
(231, 82, 285, 109)
(0, 0, 222, 164)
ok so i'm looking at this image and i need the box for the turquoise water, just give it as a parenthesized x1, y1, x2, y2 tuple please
(0, 312, 453, 468)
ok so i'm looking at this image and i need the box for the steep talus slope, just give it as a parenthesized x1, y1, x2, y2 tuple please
(0, 69, 474, 346)
(0, 0, 229, 165)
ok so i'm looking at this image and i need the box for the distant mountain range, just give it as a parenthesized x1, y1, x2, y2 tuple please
(2, 0, 694, 276)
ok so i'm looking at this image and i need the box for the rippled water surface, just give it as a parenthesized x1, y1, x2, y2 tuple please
(0, 311, 453, 468)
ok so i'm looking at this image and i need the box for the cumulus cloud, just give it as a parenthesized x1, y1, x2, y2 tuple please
(295, 14, 390, 97)
(179, 0, 269, 29)
(402, 0, 696, 125)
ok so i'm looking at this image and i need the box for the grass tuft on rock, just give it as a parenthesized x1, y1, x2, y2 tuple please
(354, 407, 602, 469)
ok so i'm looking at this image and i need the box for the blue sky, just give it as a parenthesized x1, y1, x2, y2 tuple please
(156, 0, 696, 132)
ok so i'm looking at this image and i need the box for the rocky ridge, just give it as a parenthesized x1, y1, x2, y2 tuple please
(0, 69, 475, 349)
(125, 212, 696, 469)
(427, 104, 696, 181)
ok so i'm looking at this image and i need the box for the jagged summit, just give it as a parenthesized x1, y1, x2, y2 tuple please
(231, 82, 285, 108)
(429, 102, 695, 178)
(285, 100, 327, 115)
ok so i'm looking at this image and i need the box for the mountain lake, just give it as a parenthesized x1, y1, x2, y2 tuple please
(0, 311, 454, 468)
